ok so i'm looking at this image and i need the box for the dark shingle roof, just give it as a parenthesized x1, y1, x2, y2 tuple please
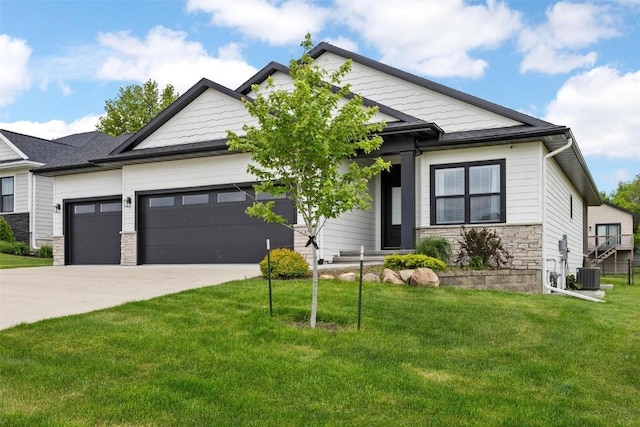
(0, 129, 72, 163)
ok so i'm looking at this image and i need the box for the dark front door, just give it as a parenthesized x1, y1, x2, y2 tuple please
(382, 165, 401, 248)
(67, 199, 122, 265)
(138, 188, 295, 264)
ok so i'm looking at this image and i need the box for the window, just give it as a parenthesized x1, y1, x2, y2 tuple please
(182, 194, 209, 205)
(431, 160, 505, 225)
(149, 196, 174, 208)
(100, 202, 122, 213)
(217, 191, 246, 203)
(74, 204, 95, 214)
(1, 177, 14, 213)
(256, 192, 286, 201)
(596, 223, 621, 246)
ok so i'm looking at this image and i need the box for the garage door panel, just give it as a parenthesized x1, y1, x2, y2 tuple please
(139, 189, 295, 264)
(68, 200, 121, 265)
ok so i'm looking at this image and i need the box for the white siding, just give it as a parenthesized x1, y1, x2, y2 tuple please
(315, 52, 523, 132)
(0, 141, 22, 161)
(321, 178, 377, 260)
(34, 175, 53, 242)
(0, 169, 30, 213)
(249, 70, 396, 124)
(122, 154, 256, 231)
(134, 89, 256, 149)
(545, 158, 584, 276)
(53, 170, 122, 235)
(418, 142, 543, 228)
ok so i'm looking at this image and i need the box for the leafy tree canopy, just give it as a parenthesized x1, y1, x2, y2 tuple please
(96, 79, 178, 136)
(227, 34, 389, 327)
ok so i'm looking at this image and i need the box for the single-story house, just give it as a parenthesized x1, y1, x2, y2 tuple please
(35, 42, 601, 292)
(586, 202, 639, 273)
(0, 129, 124, 249)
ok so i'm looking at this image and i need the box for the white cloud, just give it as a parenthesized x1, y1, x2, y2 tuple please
(0, 114, 101, 140)
(323, 36, 358, 53)
(0, 34, 32, 106)
(96, 26, 258, 91)
(518, 2, 619, 74)
(335, 0, 521, 78)
(544, 66, 640, 159)
(186, 0, 328, 45)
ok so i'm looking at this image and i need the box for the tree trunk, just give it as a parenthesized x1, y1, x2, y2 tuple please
(310, 243, 318, 328)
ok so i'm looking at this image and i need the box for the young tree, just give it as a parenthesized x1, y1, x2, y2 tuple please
(227, 34, 389, 328)
(96, 79, 178, 136)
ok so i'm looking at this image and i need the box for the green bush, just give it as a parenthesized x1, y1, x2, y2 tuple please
(415, 236, 452, 263)
(260, 248, 309, 279)
(383, 254, 446, 271)
(0, 217, 15, 242)
(36, 245, 53, 258)
(10, 241, 30, 256)
(0, 240, 14, 254)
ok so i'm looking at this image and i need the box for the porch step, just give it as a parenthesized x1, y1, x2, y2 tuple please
(331, 249, 413, 264)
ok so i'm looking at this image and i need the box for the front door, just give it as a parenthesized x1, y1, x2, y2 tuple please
(382, 165, 401, 248)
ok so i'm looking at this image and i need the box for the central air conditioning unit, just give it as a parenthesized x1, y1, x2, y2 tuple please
(576, 267, 601, 290)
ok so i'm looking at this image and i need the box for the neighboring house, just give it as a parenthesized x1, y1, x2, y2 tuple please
(586, 202, 639, 273)
(0, 130, 121, 249)
(0, 129, 70, 247)
(35, 43, 601, 293)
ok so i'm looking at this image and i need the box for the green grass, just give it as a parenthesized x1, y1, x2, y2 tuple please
(0, 253, 53, 269)
(1, 278, 639, 426)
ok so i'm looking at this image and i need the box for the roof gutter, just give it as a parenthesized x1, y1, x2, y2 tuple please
(541, 135, 604, 303)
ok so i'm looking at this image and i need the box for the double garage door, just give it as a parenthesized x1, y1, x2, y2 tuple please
(67, 188, 295, 265)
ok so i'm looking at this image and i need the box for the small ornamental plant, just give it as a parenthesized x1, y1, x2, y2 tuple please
(456, 226, 513, 269)
(260, 248, 310, 279)
(415, 236, 452, 264)
(0, 217, 15, 242)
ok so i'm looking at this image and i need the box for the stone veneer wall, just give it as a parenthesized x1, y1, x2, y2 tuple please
(417, 223, 543, 270)
(52, 235, 64, 266)
(1, 212, 29, 245)
(438, 269, 542, 293)
(120, 231, 137, 266)
(294, 224, 313, 264)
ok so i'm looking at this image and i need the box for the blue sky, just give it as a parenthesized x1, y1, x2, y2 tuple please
(1, 0, 638, 194)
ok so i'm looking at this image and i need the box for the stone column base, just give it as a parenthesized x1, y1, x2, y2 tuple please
(120, 231, 137, 266)
(52, 235, 65, 266)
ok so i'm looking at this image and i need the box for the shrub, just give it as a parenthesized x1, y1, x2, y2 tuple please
(456, 226, 512, 269)
(383, 254, 446, 271)
(260, 248, 309, 279)
(0, 240, 14, 254)
(10, 241, 30, 256)
(415, 236, 452, 264)
(0, 217, 15, 242)
(36, 245, 53, 258)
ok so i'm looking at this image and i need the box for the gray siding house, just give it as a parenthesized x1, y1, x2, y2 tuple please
(35, 43, 601, 292)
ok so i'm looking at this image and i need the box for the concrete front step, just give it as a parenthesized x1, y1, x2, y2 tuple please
(332, 249, 414, 264)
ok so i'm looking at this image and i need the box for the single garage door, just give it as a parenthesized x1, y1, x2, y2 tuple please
(67, 199, 122, 265)
(139, 188, 295, 264)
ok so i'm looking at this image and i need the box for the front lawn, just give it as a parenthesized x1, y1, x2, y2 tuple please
(0, 253, 53, 269)
(1, 278, 639, 425)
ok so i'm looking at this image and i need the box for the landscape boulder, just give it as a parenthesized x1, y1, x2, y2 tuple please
(319, 274, 335, 280)
(399, 269, 414, 283)
(409, 268, 440, 287)
(362, 273, 380, 283)
(382, 268, 404, 284)
(337, 272, 357, 282)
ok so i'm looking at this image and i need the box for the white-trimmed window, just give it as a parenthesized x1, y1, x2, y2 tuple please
(0, 177, 14, 213)
(430, 160, 506, 225)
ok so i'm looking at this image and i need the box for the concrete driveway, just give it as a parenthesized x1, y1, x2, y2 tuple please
(0, 264, 260, 330)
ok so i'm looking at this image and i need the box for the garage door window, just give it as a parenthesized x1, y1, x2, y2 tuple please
(256, 192, 286, 200)
(149, 196, 174, 207)
(100, 202, 122, 212)
(182, 194, 209, 205)
(74, 204, 95, 214)
(217, 191, 246, 203)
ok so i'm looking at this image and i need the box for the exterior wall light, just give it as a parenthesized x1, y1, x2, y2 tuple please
(124, 197, 132, 207)
(54, 203, 61, 213)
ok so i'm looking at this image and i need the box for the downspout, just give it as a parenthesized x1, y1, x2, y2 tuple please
(541, 136, 604, 303)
